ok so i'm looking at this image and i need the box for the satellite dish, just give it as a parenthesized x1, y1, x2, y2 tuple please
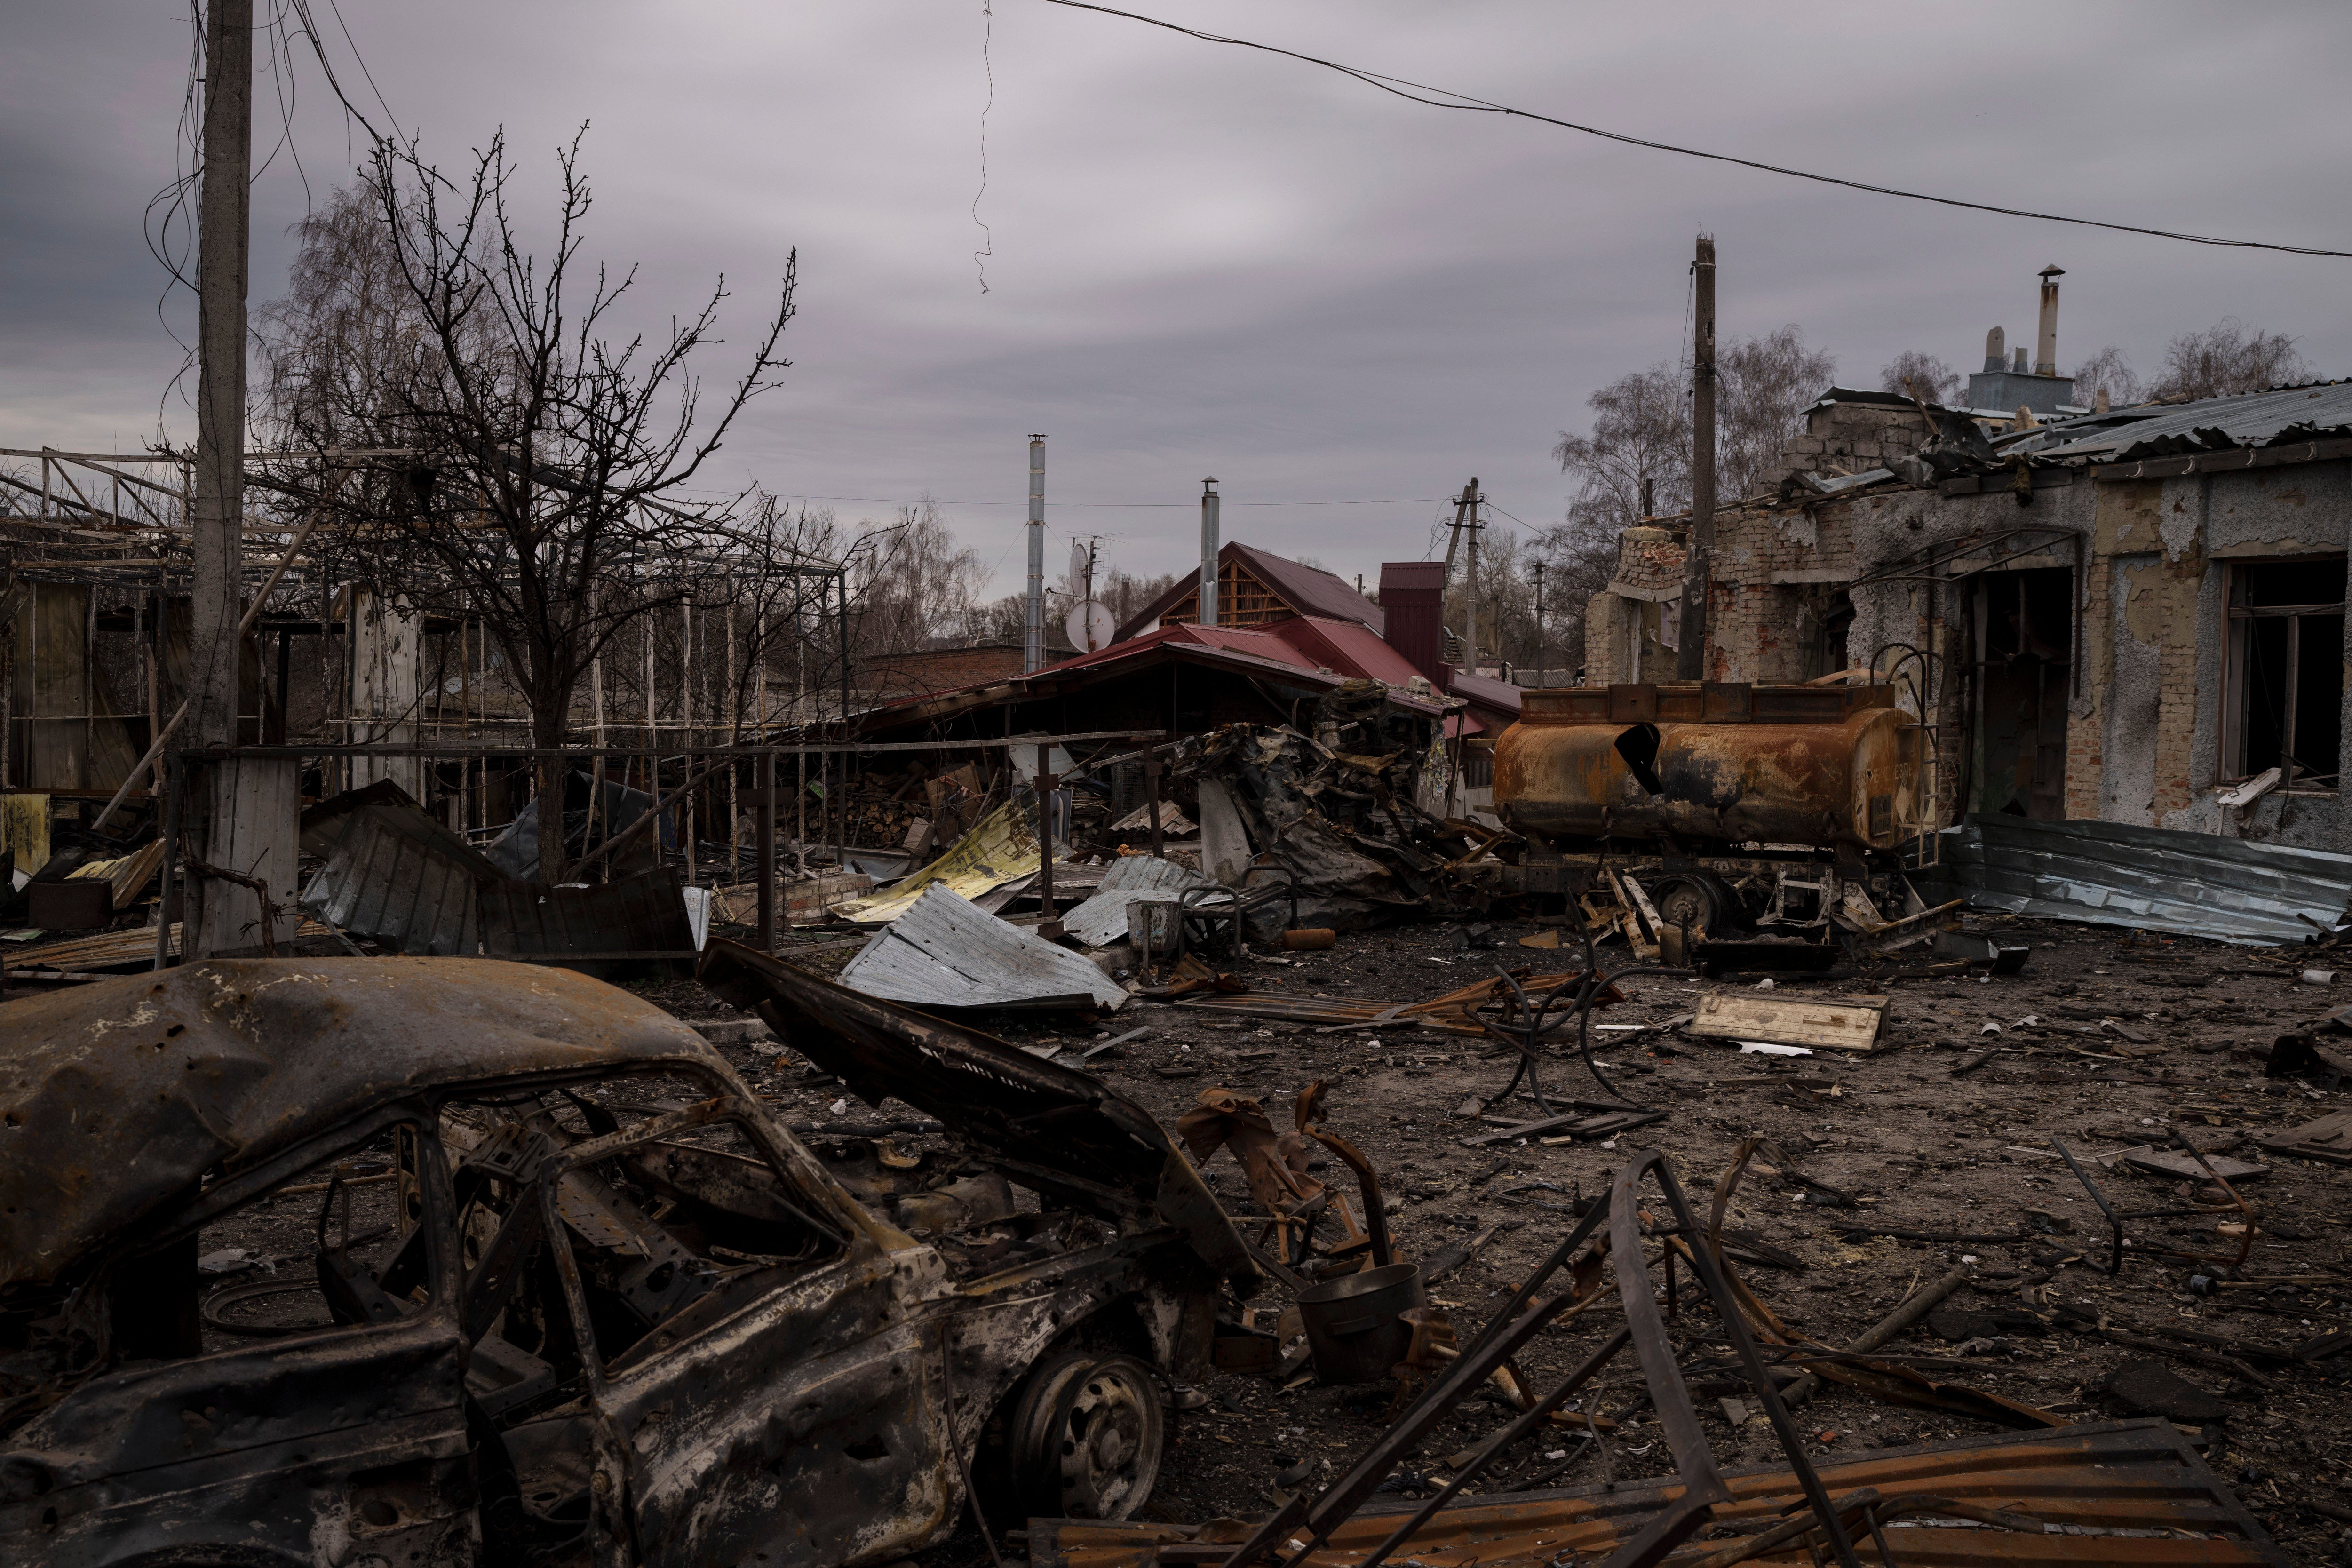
(1064, 598, 1116, 652)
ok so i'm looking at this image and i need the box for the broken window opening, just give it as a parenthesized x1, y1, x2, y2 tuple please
(1965, 566, 2073, 820)
(436, 1082, 851, 1387)
(2223, 557, 2345, 790)
(1801, 592, 1853, 682)
(167, 1121, 448, 1355)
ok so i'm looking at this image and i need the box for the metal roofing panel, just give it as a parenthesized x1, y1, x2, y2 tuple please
(1058, 854, 1214, 947)
(1448, 668, 1525, 716)
(839, 883, 1128, 1011)
(1028, 1418, 2285, 1568)
(1270, 617, 1429, 688)
(2035, 380, 2352, 461)
(1916, 813, 2352, 946)
(298, 780, 497, 955)
(835, 800, 1042, 924)
(478, 868, 695, 973)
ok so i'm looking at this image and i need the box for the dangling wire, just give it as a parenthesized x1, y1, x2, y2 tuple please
(970, 0, 996, 294)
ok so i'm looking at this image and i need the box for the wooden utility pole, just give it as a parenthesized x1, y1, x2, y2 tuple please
(1676, 234, 1716, 680)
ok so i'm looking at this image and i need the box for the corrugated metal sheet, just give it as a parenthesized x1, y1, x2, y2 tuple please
(2035, 379, 2352, 461)
(839, 883, 1128, 1011)
(1059, 854, 1212, 947)
(478, 868, 695, 974)
(299, 780, 498, 955)
(1028, 1418, 2286, 1568)
(835, 801, 1042, 924)
(1918, 814, 2352, 946)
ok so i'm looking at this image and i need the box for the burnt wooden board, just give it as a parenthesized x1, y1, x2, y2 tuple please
(2258, 1109, 2352, 1165)
(1688, 991, 1889, 1053)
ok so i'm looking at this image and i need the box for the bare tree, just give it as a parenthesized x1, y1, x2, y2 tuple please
(1552, 363, 1690, 535)
(1879, 349, 1961, 406)
(1717, 326, 1836, 501)
(844, 502, 987, 656)
(255, 131, 800, 878)
(1101, 567, 1181, 631)
(2069, 345, 2143, 409)
(2153, 319, 2311, 400)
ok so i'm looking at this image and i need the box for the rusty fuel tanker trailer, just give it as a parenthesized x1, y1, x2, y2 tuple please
(1487, 679, 1953, 957)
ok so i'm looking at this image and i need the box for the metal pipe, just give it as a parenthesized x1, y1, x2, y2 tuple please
(1199, 478, 1220, 626)
(1024, 436, 1046, 673)
(2035, 265, 2064, 378)
(1677, 232, 1716, 679)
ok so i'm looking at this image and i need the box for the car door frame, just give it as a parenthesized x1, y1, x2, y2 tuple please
(528, 1092, 954, 1568)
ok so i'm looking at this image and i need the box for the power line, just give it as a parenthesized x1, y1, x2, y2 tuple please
(764, 493, 1451, 508)
(1041, 0, 2352, 261)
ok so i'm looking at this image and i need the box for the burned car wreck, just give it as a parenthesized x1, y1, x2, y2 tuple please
(0, 947, 1253, 1567)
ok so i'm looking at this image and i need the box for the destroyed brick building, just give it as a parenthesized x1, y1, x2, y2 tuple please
(1584, 378, 2352, 849)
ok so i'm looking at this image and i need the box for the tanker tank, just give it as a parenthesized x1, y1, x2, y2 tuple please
(1492, 681, 1923, 853)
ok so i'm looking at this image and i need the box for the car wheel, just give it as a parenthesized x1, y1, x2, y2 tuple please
(1000, 1349, 1165, 1522)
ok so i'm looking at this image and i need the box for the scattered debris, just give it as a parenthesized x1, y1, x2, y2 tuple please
(2259, 1109, 2352, 1164)
(2102, 1360, 2231, 1425)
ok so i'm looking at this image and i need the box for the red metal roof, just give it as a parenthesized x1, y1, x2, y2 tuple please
(1448, 668, 1524, 717)
(866, 614, 1449, 723)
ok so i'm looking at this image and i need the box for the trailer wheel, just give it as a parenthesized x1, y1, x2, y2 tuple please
(1648, 872, 1739, 937)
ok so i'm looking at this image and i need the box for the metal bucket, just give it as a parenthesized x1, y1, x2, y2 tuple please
(1296, 1263, 1426, 1385)
(1126, 897, 1184, 966)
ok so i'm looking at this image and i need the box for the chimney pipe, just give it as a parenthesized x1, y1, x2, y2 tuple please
(1983, 325, 2005, 374)
(1024, 435, 1046, 673)
(2013, 346, 2028, 374)
(2034, 265, 2064, 377)
(1198, 478, 1220, 627)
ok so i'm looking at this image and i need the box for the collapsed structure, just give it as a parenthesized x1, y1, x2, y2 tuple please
(1585, 379, 2352, 851)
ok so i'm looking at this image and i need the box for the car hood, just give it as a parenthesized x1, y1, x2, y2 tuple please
(698, 939, 1258, 1295)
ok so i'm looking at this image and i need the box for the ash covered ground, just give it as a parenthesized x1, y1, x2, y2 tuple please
(647, 912, 2352, 1566)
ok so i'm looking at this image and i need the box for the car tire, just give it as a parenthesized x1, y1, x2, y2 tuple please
(996, 1349, 1166, 1523)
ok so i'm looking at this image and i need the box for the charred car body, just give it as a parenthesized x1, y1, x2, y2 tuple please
(0, 946, 1251, 1566)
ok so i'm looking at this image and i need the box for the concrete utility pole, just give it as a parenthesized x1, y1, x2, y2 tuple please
(186, 0, 301, 958)
(1440, 478, 1478, 665)
(191, 0, 250, 752)
(1023, 436, 1046, 673)
(1465, 484, 1482, 671)
(1676, 233, 1716, 680)
(1198, 478, 1220, 626)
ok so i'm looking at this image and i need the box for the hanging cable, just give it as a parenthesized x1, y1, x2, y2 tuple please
(1041, 0, 2352, 260)
(972, 0, 997, 293)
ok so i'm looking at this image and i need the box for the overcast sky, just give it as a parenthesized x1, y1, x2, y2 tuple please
(6, 1, 2349, 598)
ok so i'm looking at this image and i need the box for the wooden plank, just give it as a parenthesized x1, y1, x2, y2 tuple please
(2118, 1148, 2270, 1183)
(2258, 1110, 2352, 1165)
(1687, 991, 1889, 1053)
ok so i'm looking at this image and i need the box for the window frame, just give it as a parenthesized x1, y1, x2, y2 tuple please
(2220, 556, 2346, 789)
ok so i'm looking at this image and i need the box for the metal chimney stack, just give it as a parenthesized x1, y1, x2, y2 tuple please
(1024, 435, 1046, 673)
(2034, 266, 2064, 378)
(1198, 478, 1220, 627)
